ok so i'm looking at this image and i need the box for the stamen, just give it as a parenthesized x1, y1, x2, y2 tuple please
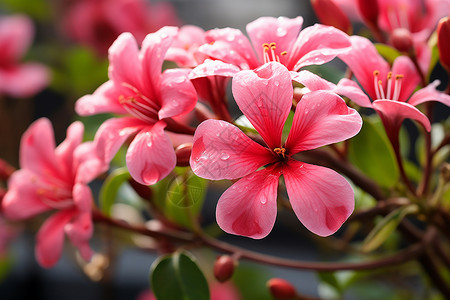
(386, 72, 393, 99)
(393, 74, 404, 100)
(273, 147, 287, 159)
(262, 42, 284, 63)
(378, 80, 386, 99)
(262, 43, 270, 63)
(373, 71, 382, 99)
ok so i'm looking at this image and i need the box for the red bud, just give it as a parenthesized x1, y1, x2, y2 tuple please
(213, 255, 236, 282)
(311, 0, 352, 34)
(267, 278, 297, 300)
(389, 28, 414, 53)
(437, 17, 450, 71)
(175, 143, 193, 167)
(357, 0, 379, 27)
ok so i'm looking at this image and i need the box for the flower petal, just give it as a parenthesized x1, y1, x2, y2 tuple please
(55, 121, 84, 181)
(372, 100, 431, 134)
(75, 81, 127, 116)
(335, 78, 373, 107)
(0, 63, 49, 98)
(391, 56, 420, 102)
(126, 121, 176, 185)
(74, 142, 107, 184)
(65, 211, 93, 262)
(285, 90, 362, 153)
(232, 62, 293, 149)
(190, 120, 275, 180)
(284, 161, 354, 237)
(189, 59, 241, 79)
(287, 24, 351, 71)
(0, 14, 33, 62)
(216, 167, 281, 239)
(94, 117, 147, 164)
(108, 32, 141, 88)
(407, 80, 450, 107)
(35, 210, 75, 268)
(246, 16, 303, 65)
(291, 70, 336, 91)
(158, 68, 197, 119)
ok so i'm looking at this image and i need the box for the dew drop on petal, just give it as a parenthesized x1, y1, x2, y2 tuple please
(277, 27, 287, 37)
(220, 153, 230, 160)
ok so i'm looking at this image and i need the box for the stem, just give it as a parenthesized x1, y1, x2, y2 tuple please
(392, 137, 417, 196)
(418, 248, 450, 299)
(164, 118, 196, 135)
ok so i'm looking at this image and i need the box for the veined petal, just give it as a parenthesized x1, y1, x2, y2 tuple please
(408, 80, 450, 107)
(287, 24, 351, 71)
(335, 78, 373, 107)
(35, 210, 75, 268)
(158, 68, 197, 119)
(247, 16, 303, 65)
(232, 62, 293, 149)
(108, 32, 141, 88)
(338, 36, 390, 100)
(372, 100, 431, 133)
(285, 91, 362, 153)
(65, 211, 93, 262)
(391, 56, 420, 102)
(189, 59, 241, 79)
(126, 121, 176, 185)
(190, 120, 275, 180)
(94, 117, 147, 164)
(2, 170, 52, 220)
(75, 81, 127, 116)
(284, 161, 354, 237)
(291, 70, 336, 91)
(216, 167, 281, 239)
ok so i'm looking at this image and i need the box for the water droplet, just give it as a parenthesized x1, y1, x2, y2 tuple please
(276, 27, 287, 37)
(220, 153, 230, 160)
(147, 140, 153, 147)
(274, 80, 279, 87)
(261, 196, 267, 204)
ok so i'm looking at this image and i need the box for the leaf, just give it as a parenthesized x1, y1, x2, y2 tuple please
(349, 116, 399, 187)
(150, 251, 209, 300)
(375, 44, 402, 64)
(99, 167, 131, 216)
(1, 0, 51, 20)
(361, 205, 418, 253)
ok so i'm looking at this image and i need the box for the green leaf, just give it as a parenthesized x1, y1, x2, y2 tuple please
(375, 44, 402, 64)
(349, 116, 399, 187)
(150, 251, 209, 300)
(99, 167, 131, 216)
(361, 205, 418, 253)
(1, 0, 51, 20)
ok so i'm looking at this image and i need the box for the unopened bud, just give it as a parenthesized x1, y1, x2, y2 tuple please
(213, 255, 236, 282)
(389, 28, 414, 53)
(357, 0, 379, 28)
(175, 143, 193, 167)
(128, 178, 153, 200)
(437, 17, 450, 71)
(311, 0, 352, 34)
(267, 278, 297, 300)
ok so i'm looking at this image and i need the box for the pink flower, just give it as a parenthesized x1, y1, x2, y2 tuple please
(75, 28, 197, 185)
(63, 0, 181, 55)
(190, 16, 351, 78)
(337, 35, 450, 141)
(0, 14, 49, 98)
(190, 62, 362, 238)
(1, 118, 106, 268)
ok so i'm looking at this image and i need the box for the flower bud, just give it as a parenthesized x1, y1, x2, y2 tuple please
(267, 278, 297, 300)
(311, 0, 352, 34)
(128, 178, 153, 200)
(357, 0, 379, 28)
(213, 255, 236, 282)
(175, 143, 193, 167)
(437, 17, 450, 71)
(389, 28, 414, 53)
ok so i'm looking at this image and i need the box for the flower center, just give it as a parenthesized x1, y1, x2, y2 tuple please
(262, 43, 287, 63)
(119, 83, 159, 123)
(373, 70, 404, 100)
(273, 147, 287, 160)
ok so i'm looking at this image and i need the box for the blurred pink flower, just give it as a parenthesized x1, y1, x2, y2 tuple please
(63, 0, 181, 55)
(0, 214, 19, 258)
(2, 118, 106, 268)
(75, 28, 197, 185)
(0, 14, 50, 98)
(190, 62, 362, 238)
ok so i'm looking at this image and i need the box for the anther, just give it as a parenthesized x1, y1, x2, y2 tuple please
(273, 147, 287, 159)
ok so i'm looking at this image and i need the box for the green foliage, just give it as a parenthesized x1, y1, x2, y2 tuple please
(99, 167, 131, 216)
(375, 44, 402, 65)
(349, 116, 399, 187)
(0, 0, 51, 21)
(232, 264, 272, 300)
(361, 205, 418, 253)
(150, 251, 210, 300)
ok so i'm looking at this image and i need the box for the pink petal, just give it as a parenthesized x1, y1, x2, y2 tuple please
(75, 81, 127, 116)
(408, 80, 450, 107)
(285, 90, 362, 154)
(200, 28, 259, 69)
(2, 170, 51, 220)
(0, 63, 49, 98)
(55, 121, 84, 181)
(94, 117, 147, 163)
(65, 211, 93, 262)
(126, 121, 176, 185)
(189, 59, 241, 79)
(158, 68, 197, 119)
(372, 100, 431, 134)
(283, 160, 354, 237)
(291, 70, 336, 91)
(335, 78, 373, 107)
(190, 120, 275, 180)
(74, 142, 107, 184)
(216, 167, 281, 239)
(108, 32, 141, 88)
(0, 14, 33, 62)
(232, 62, 293, 149)
(338, 36, 390, 100)
(287, 24, 351, 71)
(391, 56, 420, 102)
(246, 16, 303, 65)
(72, 183, 93, 213)
(35, 210, 75, 268)
(20, 118, 61, 178)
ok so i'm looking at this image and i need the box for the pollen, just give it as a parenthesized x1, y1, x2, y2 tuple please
(262, 42, 285, 63)
(273, 147, 287, 160)
(373, 70, 404, 101)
